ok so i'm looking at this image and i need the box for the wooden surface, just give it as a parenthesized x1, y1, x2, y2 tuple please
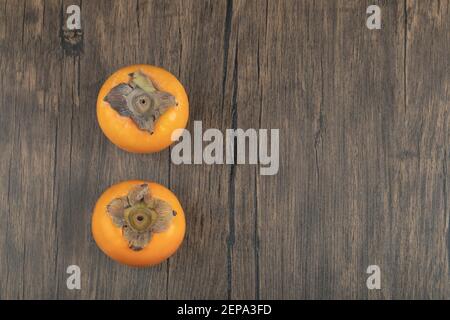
(0, 0, 449, 299)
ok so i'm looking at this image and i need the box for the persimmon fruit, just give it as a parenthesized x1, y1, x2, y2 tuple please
(97, 64, 189, 153)
(92, 180, 185, 267)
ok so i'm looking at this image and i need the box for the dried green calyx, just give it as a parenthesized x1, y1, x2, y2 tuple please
(104, 71, 177, 134)
(106, 184, 176, 251)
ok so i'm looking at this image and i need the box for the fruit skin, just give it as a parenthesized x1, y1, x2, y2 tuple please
(92, 180, 186, 267)
(97, 65, 189, 153)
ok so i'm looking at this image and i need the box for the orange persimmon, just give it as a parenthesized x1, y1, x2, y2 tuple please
(92, 180, 185, 267)
(97, 65, 189, 153)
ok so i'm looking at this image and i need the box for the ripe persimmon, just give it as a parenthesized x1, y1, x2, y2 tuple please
(92, 181, 185, 267)
(97, 65, 189, 153)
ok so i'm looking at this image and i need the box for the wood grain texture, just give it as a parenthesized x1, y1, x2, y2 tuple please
(0, 0, 449, 299)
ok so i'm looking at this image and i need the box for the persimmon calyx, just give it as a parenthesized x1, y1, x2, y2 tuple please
(106, 184, 176, 251)
(104, 71, 177, 134)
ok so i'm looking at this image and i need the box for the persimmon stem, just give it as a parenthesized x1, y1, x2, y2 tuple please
(106, 184, 175, 251)
(104, 71, 177, 134)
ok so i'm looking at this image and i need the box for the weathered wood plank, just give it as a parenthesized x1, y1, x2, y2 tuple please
(257, 0, 406, 299)
(0, 0, 28, 300)
(387, 0, 450, 299)
(228, 0, 268, 300)
(0, 0, 62, 299)
(20, 0, 61, 299)
(167, 0, 231, 299)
